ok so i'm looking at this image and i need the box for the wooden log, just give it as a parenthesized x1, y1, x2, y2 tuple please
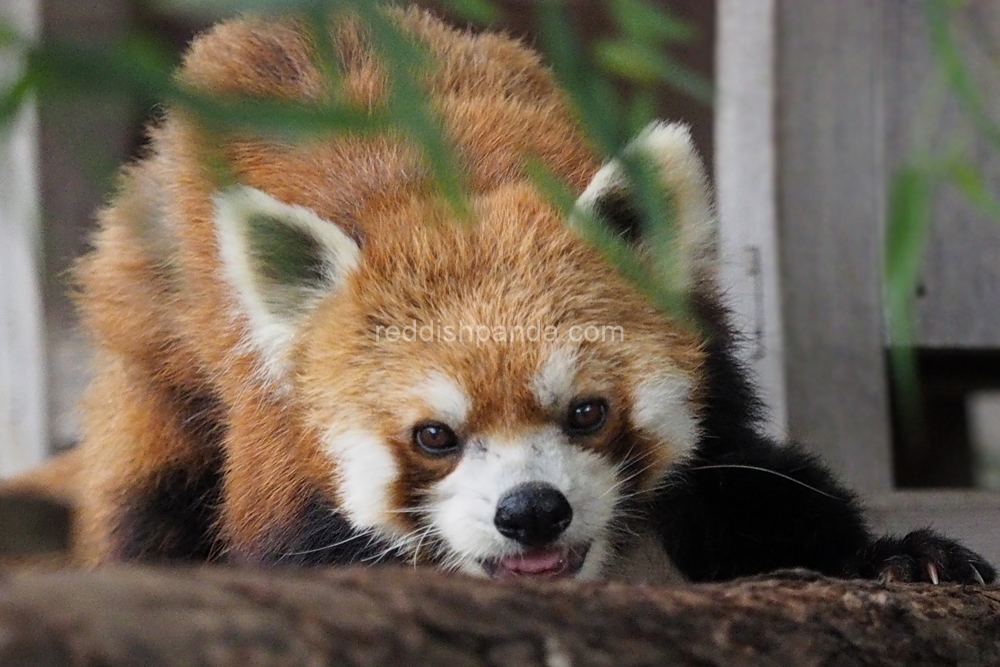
(0, 493, 69, 557)
(0, 566, 995, 666)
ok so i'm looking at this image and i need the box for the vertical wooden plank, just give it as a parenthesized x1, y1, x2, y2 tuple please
(775, 0, 893, 492)
(884, 1, 1000, 349)
(39, 0, 134, 451)
(715, 0, 788, 440)
(0, 0, 47, 475)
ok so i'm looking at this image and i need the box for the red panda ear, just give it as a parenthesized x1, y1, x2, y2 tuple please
(573, 121, 717, 291)
(213, 185, 361, 379)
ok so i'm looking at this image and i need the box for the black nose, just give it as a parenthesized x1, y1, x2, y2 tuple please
(494, 482, 573, 546)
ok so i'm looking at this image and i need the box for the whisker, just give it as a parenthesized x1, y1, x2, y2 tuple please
(410, 524, 437, 568)
(384, 507, 432, 516)
(279, 530, 376, 558)
(436, 550, 463, 574)
(686, 464, 847, 501)
(609, 521, 641, 540)
(362, 527, 423, 565)
(601, 457, 662, 500)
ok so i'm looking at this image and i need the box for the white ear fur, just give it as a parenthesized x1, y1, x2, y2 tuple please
(573, 121, 717, 289)
(213, 185, 361, 380)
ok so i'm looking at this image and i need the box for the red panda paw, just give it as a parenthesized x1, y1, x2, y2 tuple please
(857, 529, 996, 585)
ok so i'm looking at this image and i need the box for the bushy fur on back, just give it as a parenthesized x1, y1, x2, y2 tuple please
(33, 7, 994, 585)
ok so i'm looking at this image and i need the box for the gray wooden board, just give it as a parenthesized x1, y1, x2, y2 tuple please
(883, 0, 1000, 349)
(774, 0, 893, 492)
(38, 0, 134, 451)
(0, 0, 46, 477)
(715, 0, 789, 441)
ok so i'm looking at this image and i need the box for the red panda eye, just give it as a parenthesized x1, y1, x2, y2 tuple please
(413, 422, 460, 455)
(566, 399, 608, 434)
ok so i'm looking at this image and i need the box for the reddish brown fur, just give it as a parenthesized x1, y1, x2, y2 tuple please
(297, 183, 703, 532)
(35, 7, 704, 563)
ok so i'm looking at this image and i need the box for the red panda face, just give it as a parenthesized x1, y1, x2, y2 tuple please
(294, 189, 704, 578)
(212, 122, 714, 578)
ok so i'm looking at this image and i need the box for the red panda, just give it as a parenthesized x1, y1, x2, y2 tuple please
(54, 7, 993, 583)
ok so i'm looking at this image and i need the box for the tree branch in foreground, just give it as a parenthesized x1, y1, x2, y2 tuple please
(0, 566, 997, 666)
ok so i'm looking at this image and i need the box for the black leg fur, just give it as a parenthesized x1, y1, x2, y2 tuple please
(654, 294, 998, 584)
(113, 392, 225, 562)
(650, 439, 871, 582)
(115, 462, 224, 562)
(265, 495, 405, 567)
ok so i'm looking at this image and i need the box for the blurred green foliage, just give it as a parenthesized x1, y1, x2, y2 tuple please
(4, 0, 994, 386)
(0, 0, 709, 328)
(885, 0, 1000, 414)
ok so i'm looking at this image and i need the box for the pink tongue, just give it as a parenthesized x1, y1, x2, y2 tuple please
(501, 548, 565, 575)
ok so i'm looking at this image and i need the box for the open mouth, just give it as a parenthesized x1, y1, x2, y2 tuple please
(482, 544, 590, 579)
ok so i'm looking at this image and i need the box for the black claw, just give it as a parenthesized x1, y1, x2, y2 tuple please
(855, 529, 997, 585)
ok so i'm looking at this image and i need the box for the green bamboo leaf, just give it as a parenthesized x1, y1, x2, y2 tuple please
(886, 340, 924, 442)
(626, 89, 656, 137)
(0, 19, 26, 47)
(884, 166, 934, 435)
(298, 5, 346, 110)
(432, 0, 499, 24)
(946, 160, 1000, 222)
(25, 32, 385, 138)
(27, 38, 175, 99)
(610, 0, 696, 45)
(526, 158, 690, 327)
(620, 150, 689, 319)
(152, 0, 331, 20)
(926, 0, 1000, 153)
(179, 89, 387, 137)
(595, 39, 712, 104)
(0, 72, 32, 127)
(884, 166, 932, 346)
(594, 40, 661, 83)
(590, 76, 625, 140)
(655, 58, 713, 106)
(11, 0, 713, 335)
(347, 1, 469, 216)
(535, 0, 619, 156)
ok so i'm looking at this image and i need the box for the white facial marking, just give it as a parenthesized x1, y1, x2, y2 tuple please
(632, 372, 700, 460)
(531, 346, 580, 411)
(415, 373, 470, 426)
(324, 427, 398, 532)
(428, 426, 619, 577)
(213, 185, 361, 384)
